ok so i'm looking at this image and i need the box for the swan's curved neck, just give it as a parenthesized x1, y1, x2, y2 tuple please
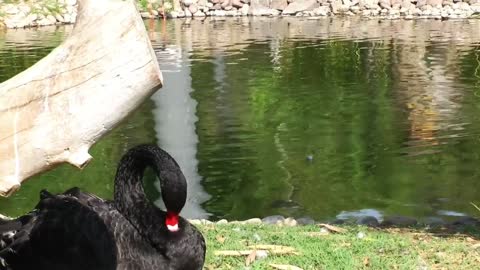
(113, 146, 187, 248)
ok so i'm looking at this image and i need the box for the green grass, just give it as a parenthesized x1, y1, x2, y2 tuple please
(198, 224, 480, 269)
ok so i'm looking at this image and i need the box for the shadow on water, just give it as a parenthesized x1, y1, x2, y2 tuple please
(1, 18, 480, 224)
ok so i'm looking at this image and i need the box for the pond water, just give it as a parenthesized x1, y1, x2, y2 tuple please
(1, 17, 480, 222)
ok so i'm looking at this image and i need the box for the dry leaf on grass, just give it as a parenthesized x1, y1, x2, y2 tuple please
(363, 257, 370, 267)
(318, 223, 347, 233)
(216, 235, 226, 244)
(472, 243, 480, 249)
(269, 263, 304, 270)
(245, 250, 257, 266)
(205, 264, 215, 270)
(248, 245, 296, 252)
(216, 243, 300, 257)
(302, 231, 330, 237)
(215, 250, 250, 256)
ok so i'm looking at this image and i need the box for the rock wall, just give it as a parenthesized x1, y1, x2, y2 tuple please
(167, 0, 480, 19)
(1, 0, 480, 29)
(0, 0, 77, 28)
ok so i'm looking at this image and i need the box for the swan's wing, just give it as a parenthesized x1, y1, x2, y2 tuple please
(60, 188, 169, 268)
(166, 222, 206, 270)
(0, 193, 117, 270)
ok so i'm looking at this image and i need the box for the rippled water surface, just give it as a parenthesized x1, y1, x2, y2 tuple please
(1, 18, 480, 222)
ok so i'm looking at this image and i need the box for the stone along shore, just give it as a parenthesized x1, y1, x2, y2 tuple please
(189, 214, 480, 229)
(0, 0, 78, 28)
(1, 0, 480, 29)
(168, 0, 480, 19)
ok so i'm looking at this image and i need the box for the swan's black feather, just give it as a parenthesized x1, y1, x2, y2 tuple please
(0, 193, 117, 270)
(0, 145, 206, 270)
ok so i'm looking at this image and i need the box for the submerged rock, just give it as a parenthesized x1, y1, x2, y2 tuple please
(422, 217, 446, 228)
(297, 217, 316, 225)
(356, 216, 380, 227)
(449, 216, 480, 227)
(262, 215, 286, 224)
(382, 216, 418, 227)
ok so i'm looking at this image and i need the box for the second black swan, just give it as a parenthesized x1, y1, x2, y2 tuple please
(0, 144, 206, 270)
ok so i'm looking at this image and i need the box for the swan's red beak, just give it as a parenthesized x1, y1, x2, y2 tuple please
(166, 211, 179, 232)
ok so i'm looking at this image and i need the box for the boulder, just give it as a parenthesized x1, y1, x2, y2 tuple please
(426, 0, 442, 6)
(357, 216, 379, 227)
(2, 4, 19, 15)
(422, 217, 446, 227)
(313, 5, 331, 15)
(183, 0, 197, 6)
(262, 215, 285, 225)
(271, 0, 289, 10)
(382, 216, 418, 227)
(331, 0, 343, 13)
(458, 2, 471, 9)
(240, 4, 250, 14)
(400, 0, 412, 8)
(282, 0, 319, 14)
(221, 0, 231, 7)
(297, 217, 316, 225)
(379, 0, 391, 9)
(450, 217, 480, 227)
(189, 4, 199, 13)
(416, 0, 427, 7)
(193, 10, 207, 16)
(232, 0, 244, 7)
(249, 0, 280, 15)
(213, 9, 227, 15)
(360, 0, 380, 9)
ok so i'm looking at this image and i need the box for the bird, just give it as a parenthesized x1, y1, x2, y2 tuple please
(0, 144, 206, 270)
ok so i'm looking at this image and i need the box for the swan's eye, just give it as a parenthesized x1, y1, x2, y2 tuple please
(166, 211, 179, 232)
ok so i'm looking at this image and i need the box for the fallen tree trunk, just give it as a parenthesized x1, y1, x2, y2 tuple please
(0, 0, 163, 196)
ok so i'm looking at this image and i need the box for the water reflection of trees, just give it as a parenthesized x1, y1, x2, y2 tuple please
(154, 18, 480, 220)
(0, 25, 71, 83)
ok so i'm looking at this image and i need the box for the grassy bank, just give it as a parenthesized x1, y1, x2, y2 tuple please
(198, 223, 480, 269)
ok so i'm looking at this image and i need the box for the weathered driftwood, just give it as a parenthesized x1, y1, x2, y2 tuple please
(0, 0, 163, 196)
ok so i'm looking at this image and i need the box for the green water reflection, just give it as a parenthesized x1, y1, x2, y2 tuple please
(1, 18, 480, 222)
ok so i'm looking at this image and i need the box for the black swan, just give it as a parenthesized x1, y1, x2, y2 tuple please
(0, 144, 206, 270)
